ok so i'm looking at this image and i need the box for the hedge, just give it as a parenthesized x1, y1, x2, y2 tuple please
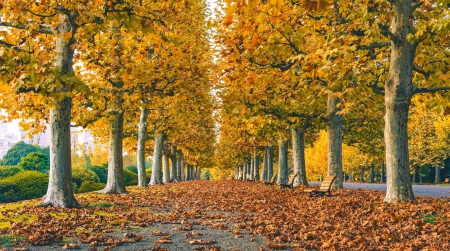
(124, 165, 138, 174)
(0, 171, 48, 203)
(72, 167, 100, 188)
(0, 166, 23, 179)
(86, 165, 108, 183)
(78, 180, 106, 193)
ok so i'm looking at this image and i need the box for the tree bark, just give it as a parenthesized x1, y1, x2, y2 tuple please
(149, 132, 164, 185)
(39, 14, 80, 208)
(369, 163, 375, 183)
(267, 145, 274, 180)
(254, 154, 260, 181)
(177, 150, 183, 181)
(243, 159, 248, 180)
(249, 157, 254, 180)
(383, 0, 416, 203)
(348, 173, 353, 182)
(360, 167, 365, 183)
(137, 106, 149, 187)
(326, 94, 343, 188)
(412, 168, 418, 183)
(170, 146, 177, 182)
(381, 161, 385, 182)
(239, 165, 243, 180)
(435, 166, 441, 183)
(262, 148, 268, 181)
(277, 140, 289, 184)
(291, 128, 308, 186)
(162, 153, 170, 183)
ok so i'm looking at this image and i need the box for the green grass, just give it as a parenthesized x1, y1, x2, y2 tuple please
(87, 202, 115, 208)
(419, 212, 445, 224)
(0, 234, 27, 246)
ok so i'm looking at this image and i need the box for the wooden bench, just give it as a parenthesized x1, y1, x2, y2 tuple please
(280, 173, 299, 189)
(444, 177, 450, 183)
(264, 174, 278, 185)
(304, 176, 336, 197)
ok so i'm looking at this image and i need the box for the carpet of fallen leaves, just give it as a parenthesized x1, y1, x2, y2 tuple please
(1, 180, 450, 250)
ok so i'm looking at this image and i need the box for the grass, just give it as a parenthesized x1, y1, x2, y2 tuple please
(87, 202, 115, 208)
(0, 234, 27, 246)
(419, 212, 446, 224)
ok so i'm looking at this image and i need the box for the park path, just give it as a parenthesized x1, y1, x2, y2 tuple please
(309, 182, 450, 198)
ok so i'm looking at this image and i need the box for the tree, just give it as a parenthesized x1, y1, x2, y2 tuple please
(0, 141, 40, 166)
(18, 152, 50, 172)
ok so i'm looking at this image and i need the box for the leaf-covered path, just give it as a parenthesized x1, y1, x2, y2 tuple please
(1, 181, 449, 250)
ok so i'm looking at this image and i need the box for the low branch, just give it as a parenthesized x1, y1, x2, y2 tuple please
(414, 86, 450, 94)
(0, 40, 23, 52)
(0, 22, 54, 34)
(356, 41, 390, 50)
(413, 66, 431, 79)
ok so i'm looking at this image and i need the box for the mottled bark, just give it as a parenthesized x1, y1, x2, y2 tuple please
(178, 151, 185, 181)
(262, 148, 268, 181)
(291, 128, 308, 186)
(267, 145, 274, 180)
(249, 157, 254, 180)
(326, 94, 343, 188)
(137, 106, 149, 187)
(254, 154, 260, 181)
(435, 166, 441, 183)
(384, 0, 416, 203)
(381, 161, 385, 182)
(277, 140, 289, 184)
(360, 167, 365, 183)
(243, 159, 248, 180)
(369, 163, 375, 183)
(39, 14, 80, 208)
(162, 153, 170, 183)
(149, 132, 164, 185)
(170, 146, 178, 182)
(239, 166, 243, 180)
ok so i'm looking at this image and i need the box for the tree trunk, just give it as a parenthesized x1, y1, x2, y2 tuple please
(435, 166, 441, 183)
(149, 132, 164, 185)
(249, 157, 254, 180)
(137, 106, 149, 187)
(369, 163, 375, 183)
(39, 14, 80, 208)
(348, 173, 353, 182)
(100, 92, 126, 194)
(243, 159, 248, 180)
(239, 165, 243, 180)
(254, 154, 260, 181)
(177, 150, 183, 181)
(381, 161, 385, 183)
(196, 167, 201, 180)
(291, 128, 308, 186)
(412, 168, 418, 183)
(234, 167, 238, 180)
(360, 167, 365, 183)
(170, 146, 177, 182)
(267, 145, 274, 180)
(419, 167, 423, 184)
(162, 153, 170, 183)
(262, 148, 268, 181)
(179, 151, 185, 181)
(277, 140, 289, 184)
(383, 0, 416, 203)
(327, 94, 343, 189)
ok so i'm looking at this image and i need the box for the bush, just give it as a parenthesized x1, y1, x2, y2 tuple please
(17, 152, 49, 172)
(124, 165, 138, 174)
(0, 166, 23, 179)
(123, 169, 138, 186)
(0, 171, 48, 203)
(78, 180, 106, 193)
(86, 165, 108, 183)
(72, 167, 100, 187)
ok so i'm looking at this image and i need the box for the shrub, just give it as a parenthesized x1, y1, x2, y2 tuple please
(86, 165, 108, 183)
(124, 165, 138, 174)
(0, 171, 48, 203)
(17, 152, 49, 172)
(78, 180, 106, 193)
(0, 166, 23, 179)
(123, 169, 138, 186)
(72, 167, 100, 187)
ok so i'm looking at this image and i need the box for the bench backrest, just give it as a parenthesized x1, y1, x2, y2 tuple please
(288, 173, 299, 185)
(270, 174, 278, 183)
(319, 176, 336, 191)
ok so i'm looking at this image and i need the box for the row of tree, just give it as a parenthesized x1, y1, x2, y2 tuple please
(213, 0, 450, 202)
(0, 0, 215, 207)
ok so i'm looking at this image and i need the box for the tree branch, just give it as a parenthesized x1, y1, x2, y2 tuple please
(356, 41, 390, 50)
(414, 86, 450, 94)
(0, 22, 54, 34)
(0, 40, 23, 52)
(413, 66, 431, 79)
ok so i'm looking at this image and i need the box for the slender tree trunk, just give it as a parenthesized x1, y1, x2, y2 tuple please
(327, 94, 343, 188)
(360, 167, 365, 183)
(369, 163, 375, 183)
(435, 166, 441, 183)
(381, 161, 385, 182)
(267, 145, 274, 180)
(179, 151, 185, 181)
(277, 140, 289, 184)
(348, 173, 353, 182)
(291, 128, 308, 186)
(234, 167, 238, 180)
(243, 159, 248, 180)
(177, 150, 183, 181)
(196, 167, 201, 180)
(162, 153, 170, 183)
(239, 166, 243, 180)
(262, 148, 268, 181)
(249, 157, 254, 180)
(413, 168, 418, 184)
(39, 14, 80, 208)
(419, 167, 423, 184)
(137, 106, 149, 187)
(384, 0, 416, 203)
(254, 154, 260, 181)
(149, 132, 164, 185)
(170, 146, 177, 182)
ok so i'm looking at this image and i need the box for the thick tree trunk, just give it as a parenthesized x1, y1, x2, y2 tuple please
(178, 151, 185, 181)
(326, 94, 343, 188)
(267, 145, 274, 180)
(170, 146, 177, 182)
(262, 148, 268, 181)
(384, 0, 416, 203)
(234, 167, 238, 180)
(239, 166, 243, 180)
(291, 128, 308, 186)
(360, 167, 365, 183)
(435, 166, 441, 183)
(254, 154, 260, 181)
(100, 93, 126, 194)
(381, 161, 385, 182)
(196, 167, 201, 180)
(137, 106, 149, 187)
(39, 14, 80, 208)
(149, 132, 164, 185)
(277, 140, 289, 184)
(369, 163, 375, 183)
(162, 153, 170, 183)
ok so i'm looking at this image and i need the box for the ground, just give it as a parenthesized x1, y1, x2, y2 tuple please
(0, 181, 449, 250)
